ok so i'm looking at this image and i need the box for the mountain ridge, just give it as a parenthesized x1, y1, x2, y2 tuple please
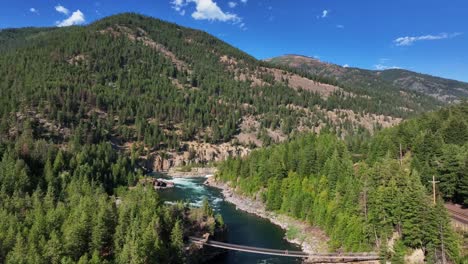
(0, 13, 451, 170)
(266, 54, 468, 103)
(0, 12, 466, 264)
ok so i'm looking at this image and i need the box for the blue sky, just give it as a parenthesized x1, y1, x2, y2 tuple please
(1, 0, 467, 82)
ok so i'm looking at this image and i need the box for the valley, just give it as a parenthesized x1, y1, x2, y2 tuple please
(0, 10, 467, 264)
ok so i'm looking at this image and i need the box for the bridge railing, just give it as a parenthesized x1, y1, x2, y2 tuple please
(189, 236, 379, 260)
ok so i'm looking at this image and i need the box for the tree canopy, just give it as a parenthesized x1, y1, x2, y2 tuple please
(217, 103, 467, 262)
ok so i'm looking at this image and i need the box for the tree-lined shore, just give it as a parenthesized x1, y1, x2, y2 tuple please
(216, 103, 467, 263)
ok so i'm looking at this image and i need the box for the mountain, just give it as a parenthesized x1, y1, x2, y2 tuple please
(266, 54, 468, 103)
(0, 13, 447, 170)
(0, 13, 465, 263)
(1, 14, 241, 264)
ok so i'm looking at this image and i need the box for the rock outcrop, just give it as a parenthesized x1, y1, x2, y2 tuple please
(148, 142, 250, 172)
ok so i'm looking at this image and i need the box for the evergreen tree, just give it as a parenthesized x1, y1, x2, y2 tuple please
(201, 198, 213, 217)
(170, 220, 184, 263)
(442, 117, 468, 145)
(43, 231, 63, 264)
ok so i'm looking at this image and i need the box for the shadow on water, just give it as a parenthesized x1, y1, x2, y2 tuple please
(158, 176, 302, 264)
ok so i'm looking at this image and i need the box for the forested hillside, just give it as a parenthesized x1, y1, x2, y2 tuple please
(217, 103, 468, 263)
(0, 14, 246, 263)
(0, 12, 466, 263)
(366, 102, 468, 205)
(0, 126, 224, 263)
(0, 13, 445, 170)
(267, 55, 468, 104)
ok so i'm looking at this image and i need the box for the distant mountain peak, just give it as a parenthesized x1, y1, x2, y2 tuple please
(267, 54, 468, 103)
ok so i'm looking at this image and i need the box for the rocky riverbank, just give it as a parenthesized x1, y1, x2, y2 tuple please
(204, 176, 329, 255)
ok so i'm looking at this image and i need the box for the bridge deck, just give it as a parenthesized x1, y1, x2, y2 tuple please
(189, 237, 379, 261)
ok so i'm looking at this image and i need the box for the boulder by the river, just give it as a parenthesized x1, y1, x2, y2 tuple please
(139, 177, 175, 190)
(154, 179, 175, 189)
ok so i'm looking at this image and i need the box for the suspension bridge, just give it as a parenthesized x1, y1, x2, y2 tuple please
(189, 236, 380, 263)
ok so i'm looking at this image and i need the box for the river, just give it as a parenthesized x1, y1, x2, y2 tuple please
(158, 176, 302, 264)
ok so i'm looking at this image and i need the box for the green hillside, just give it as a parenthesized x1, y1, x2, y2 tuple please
(217, 103, 467, 262)
(0, 13, 466, 263)
(0, 13, 445, 163)
(366, 102, 468, 205)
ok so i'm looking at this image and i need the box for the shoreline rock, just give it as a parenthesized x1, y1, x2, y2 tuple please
(204, 176, 329, 255)
(137, 177, 175, 190)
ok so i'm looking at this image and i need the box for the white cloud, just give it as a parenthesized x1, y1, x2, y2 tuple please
(343, 64, 349, 68)
(394, 32, 462, 46)
(192, 0, 241, 22)
(55, 5, 70, 15)
(30, 8, 38, 13)
(240, 0, 247, 3)
(239, 23, 247, 30)
(171, 0, 187, 14)
(336, 24, 344, 29)
(375, 64, 400, 70)
(56, 10, 86, 27)
(228, 2, 237, 8)
(172, 0, 242, 23)
(322, 10, 328, 18)
(172, 0, 185, 7)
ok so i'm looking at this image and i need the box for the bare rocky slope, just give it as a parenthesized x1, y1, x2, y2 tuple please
(267, 54, 468, 103)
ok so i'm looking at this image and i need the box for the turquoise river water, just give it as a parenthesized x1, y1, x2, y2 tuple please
(158, 176, 303, 264)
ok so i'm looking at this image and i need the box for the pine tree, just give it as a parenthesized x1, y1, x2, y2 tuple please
(170, 220, 184, 263)
(90, 198, 115, 258)
(201, 198, 213, 217)
(266, 178, 282, 211)
(442, 117, 468, 145)
(44, 159, 56, 190)
(436, 145, 461, 200)
(53, 150, 65, 174)
(432, 200, 461, 263)
(391, 240, 406, 264)
(378, 235, 389, 264)
(454, 149, 468, 205)
(43, 231, 63, 264)
(458, 161, 468, 205)
(6, 234, 28, 264)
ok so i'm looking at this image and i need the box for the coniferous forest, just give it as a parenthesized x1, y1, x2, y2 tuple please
(217, 103, 467, 263)
(0, 131, 223, 263)
(0, 12, 467, 264)
(0, 13, 446, 153)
